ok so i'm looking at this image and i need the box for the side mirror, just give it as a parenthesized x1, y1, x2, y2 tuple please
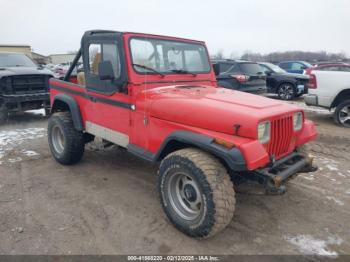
(212, 63, 220, 76)
(98, 61, 115, 80)
(265, 71, 272, 76)
(301, 66, 307, 70)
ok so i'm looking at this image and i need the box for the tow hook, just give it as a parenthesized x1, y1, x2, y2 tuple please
(265, 179, 286, 195)
(300, 153, 318, 173)
(262, 152, 317, 195)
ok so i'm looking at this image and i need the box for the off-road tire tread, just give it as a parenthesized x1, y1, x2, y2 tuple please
(334, 99, 350, 127)
(158, 148, 235, 238)
(48, 112, 84, 165)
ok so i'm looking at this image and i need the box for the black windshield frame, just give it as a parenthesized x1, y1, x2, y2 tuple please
(128, 36, 211, 75)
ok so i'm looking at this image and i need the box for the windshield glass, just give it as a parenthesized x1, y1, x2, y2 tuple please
(0, 53, 37, 67)
(239, 63, 264, 75)
(263, 63, 286, 73)
(303, 62, 313, 68)
(130, 38, 211, 74)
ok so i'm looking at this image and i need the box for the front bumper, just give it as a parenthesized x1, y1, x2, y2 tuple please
(256, 152, 314, 188)
(1, 92, 50, 112)
(1, 92, 49, 103)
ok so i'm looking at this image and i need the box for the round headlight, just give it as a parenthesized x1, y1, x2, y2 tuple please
(258, 121, 271, 144)
(293, 112, 303, 131)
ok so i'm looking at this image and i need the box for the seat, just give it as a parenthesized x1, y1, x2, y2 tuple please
(77, 72, 85, 86)
(77, 52, 101, 86)
(91, 53, 102, 74)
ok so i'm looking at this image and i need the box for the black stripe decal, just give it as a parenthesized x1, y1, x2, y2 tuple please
(51, 84, 87, 98)
(50, 84, 133, 110)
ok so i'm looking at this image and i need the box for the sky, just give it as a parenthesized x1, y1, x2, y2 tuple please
(0, 0, 349, 57)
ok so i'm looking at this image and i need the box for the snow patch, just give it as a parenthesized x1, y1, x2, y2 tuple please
(27, 109, 45, 116)
(326, 196, 345, 206)
(287, 101, 331, 115)
(326, 164, 338, 171)
(336, 172, 345, 178)
(300, 174, 315, 180)
(21, 150, 39, 157)
(0, 128, 45, 164)
(8, 157, 22, 163)
(285, 235, 342, 256)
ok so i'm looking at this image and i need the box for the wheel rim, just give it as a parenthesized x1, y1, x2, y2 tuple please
(52, 125, 65, 154)
(339, 105, 350, 127)
(279, 85, 294, 100)
(167, 172, 203, 221)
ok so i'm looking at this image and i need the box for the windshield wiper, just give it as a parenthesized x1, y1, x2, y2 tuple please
(170, 69, 197, 76)
(132, 63, 164, 77)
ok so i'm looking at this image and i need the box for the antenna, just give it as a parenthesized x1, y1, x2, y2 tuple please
(143, 36, 148, 127)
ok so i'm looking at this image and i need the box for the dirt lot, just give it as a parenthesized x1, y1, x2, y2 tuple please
(0, 99, 349, 256)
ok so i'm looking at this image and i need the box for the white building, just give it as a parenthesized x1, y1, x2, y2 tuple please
(0, 44, 32, 57)
(49, 53, 77, 65)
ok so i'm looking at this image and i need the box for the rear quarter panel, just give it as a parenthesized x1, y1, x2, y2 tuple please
(311, 71, 350, 108)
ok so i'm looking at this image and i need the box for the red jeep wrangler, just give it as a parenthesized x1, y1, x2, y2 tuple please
(48, 30, 317, 238)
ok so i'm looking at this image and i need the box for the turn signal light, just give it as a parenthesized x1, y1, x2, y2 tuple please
(213, 138, 235, 149)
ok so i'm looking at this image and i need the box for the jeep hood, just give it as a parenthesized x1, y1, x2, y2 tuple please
(0, 66, 53, 78)
(146, 85, 301, 138)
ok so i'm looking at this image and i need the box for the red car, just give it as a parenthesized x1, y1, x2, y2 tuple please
(305, 63, 350, 75)
(47, 30, 317, 238)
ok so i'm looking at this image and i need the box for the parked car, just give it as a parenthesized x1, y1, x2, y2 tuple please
(48, 30, 317, 238)
(278, 61, 313, 74)
(259, 62, 309, 100)
(0, 52, 53, 122)
(53, 65, 69, 79)
(305, 70, 350, 127)
(211, 59, 267, 94)
(305, 63, 350, 75)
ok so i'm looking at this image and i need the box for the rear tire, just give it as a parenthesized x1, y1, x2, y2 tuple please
(45, 108, 51, 116)
(158, 148, 235, 238)
(334, 100, 350, 128)
(277, 83, 296, 100)
(48, 112, 85, 165)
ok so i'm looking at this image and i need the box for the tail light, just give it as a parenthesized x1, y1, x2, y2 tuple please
(231, 74, 249, 83)
(308, 74, 317, 89)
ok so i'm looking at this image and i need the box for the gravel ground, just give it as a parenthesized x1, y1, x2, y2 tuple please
(0, 100, 349, 256)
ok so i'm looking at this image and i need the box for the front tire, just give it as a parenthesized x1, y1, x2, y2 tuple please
(48, 112, 85, 165)
(0, 109, 7, 124)
(45, 108, 51, 116)
(334, 100, 350, 128)
(277, 83, 296, 100)
(158, 148, 235, 238)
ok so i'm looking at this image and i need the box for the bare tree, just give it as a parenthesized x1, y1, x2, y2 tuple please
(211, 49, 224, 59)
(240, 50, 348, 63)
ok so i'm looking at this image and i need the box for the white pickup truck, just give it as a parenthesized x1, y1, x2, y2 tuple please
(305, 70, 350, 127)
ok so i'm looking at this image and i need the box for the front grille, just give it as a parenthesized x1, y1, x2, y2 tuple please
(2, 75, 50, 95)
(266, 115, 293, 159)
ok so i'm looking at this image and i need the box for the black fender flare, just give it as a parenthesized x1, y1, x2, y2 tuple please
(154, 131, 247, 172)
(51, 94, 83, 131)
